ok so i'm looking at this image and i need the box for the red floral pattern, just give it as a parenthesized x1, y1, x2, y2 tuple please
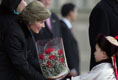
(45, 48, 54, 54)
(47, 61, 52, 68)
(37, 38, 69, 79)
(58, 58, 64, 64)
(49, 55, 55, 60)
(58, 49, 63, 56)
(115, 35, 118, 40)
(39, 54, 45, 60)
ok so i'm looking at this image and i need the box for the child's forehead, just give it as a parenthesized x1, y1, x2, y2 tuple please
(95, 44, 100, 49)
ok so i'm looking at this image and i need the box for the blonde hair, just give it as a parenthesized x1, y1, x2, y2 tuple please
(19, 0, 51, 25)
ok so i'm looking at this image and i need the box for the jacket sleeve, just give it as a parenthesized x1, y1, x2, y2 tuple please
(72, 68, 116, 80)
(71, 72, 98, 80)
(89, 7, 110, 69)
(27, 41, 42, 73)
(5, 31, 46, 80)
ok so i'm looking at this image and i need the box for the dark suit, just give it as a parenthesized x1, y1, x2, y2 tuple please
(89, 0, 118, 69)
(34, 13, 62, 40)
(60, 20, 80, 75)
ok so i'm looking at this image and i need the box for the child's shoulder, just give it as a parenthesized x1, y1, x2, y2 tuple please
(91, 63, 112, 72)
(91, 63, 116, 80)
(94, 63, 112, 69)
(99, 63, 115, 79)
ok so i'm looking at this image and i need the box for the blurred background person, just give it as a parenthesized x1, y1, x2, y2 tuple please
(89, 0, 118, 69)
(34, 0, 62, 40)
(60, 3, 80, 78)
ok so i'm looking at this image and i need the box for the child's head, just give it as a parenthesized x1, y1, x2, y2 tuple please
(94, 34, 118, 62)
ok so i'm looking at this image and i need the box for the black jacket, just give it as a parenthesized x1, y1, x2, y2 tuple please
(0, 0, 46, 80)
(89, 0, 118, 69)
(60, 20, 80, 74)
(0, 0, 21, 14)
(34, 13, 62, 40)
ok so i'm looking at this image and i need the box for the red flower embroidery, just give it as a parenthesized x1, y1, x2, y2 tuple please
(58, 58, 64, 64)
(49, 55, 55, 60)
(45, 48, 54, 54)
(39, 54, 45, 60)
(115, 35, 118, 40)
(47, 61, 52, 68)
(58, 49, 63, 56)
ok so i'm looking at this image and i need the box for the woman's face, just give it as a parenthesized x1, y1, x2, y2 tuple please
(17, 0, 27, 13)
(94, 44, 108, 62)
(29, 20, 45, 34)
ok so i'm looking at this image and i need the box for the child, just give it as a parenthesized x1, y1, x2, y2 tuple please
(71, 34, 118, 80)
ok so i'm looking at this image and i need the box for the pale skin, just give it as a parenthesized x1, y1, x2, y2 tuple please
(28, 20, 45, 34)
(94, 44, 109, 62)
(64, 8, 78, 23)
(16, 0, 27, 13)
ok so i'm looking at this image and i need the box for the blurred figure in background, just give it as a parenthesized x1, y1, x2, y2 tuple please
(60, 3, 80, 79)
(89, 0, 118, 69)
(34, 0, 62, 40)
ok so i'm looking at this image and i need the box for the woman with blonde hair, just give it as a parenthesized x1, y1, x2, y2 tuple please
(0, 0, 51, 80)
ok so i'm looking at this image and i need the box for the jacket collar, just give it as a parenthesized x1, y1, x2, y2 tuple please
(18, 21, 32, 38)
(61, 18, 72, 29)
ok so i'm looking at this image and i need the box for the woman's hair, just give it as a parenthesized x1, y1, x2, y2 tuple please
(96, 34, 118, 57)
(19, 0, 51, 26)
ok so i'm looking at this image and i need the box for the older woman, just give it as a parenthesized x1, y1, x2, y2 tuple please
(0, 1, 50, 80)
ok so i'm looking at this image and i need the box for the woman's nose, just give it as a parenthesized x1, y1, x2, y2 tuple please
(42, 23, 45, 28)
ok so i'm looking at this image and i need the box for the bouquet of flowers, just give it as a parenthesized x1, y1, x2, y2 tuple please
(36, 38, 69, 79)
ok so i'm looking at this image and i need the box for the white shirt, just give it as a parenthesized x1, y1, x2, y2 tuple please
(62, 18, 72, 29)
(71, 63, 116, 80)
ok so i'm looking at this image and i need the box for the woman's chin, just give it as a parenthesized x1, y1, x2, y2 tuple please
(32, 29, 41, 34)
(33, 31, 40, 34)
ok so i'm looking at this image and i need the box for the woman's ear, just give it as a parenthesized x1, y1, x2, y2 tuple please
(102, 51, 108, 59)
